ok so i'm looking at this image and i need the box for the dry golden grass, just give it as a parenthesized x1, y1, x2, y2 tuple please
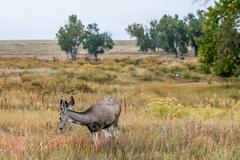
(0, 40, 140, 60)
(0, 57, 240, 159)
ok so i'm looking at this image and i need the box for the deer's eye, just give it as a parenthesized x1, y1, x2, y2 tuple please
(59, 118, 61, 120)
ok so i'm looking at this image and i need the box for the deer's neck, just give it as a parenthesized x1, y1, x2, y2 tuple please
(68, 110, 92, 125)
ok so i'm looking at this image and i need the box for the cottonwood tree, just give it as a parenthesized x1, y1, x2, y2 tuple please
(126, 15, 189, 57)
(158, 15, 189, 57)
(185, 11, 204, 56)
(83, 23, 114, 61)
(56, 15, 85, 60)
(149, 20, 161, 51)
(126, 23, 152, 52)
(198, 0, 240, 76)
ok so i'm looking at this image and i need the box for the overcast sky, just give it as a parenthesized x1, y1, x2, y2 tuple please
(0, 0, 213, 40)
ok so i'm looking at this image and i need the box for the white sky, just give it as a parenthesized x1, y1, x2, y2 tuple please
(0, 0, 213, 40)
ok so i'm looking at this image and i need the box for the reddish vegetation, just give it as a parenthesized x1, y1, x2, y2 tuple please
(1, 136, 27, 157)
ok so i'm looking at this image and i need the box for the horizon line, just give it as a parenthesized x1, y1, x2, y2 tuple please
(0, 39, 134, 41)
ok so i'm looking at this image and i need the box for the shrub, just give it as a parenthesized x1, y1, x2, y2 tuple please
(124, 58, 142, 65)
(78, 70, 116, 84)
(65, 82, 94, 94)
(138, 71, 154, 81)
(159, 63, 188, 74)
(96, 63, 121, 72)
(145, 97, 229, 119)
(145, 97, 190, 119)
(200, 64, 211, 74)
(21, 75, 32, 83)
(31, 81, 41, 87)
(127, 65, 136, 71)
(92, 71, 116, 83)
(30, 80, 43, 91)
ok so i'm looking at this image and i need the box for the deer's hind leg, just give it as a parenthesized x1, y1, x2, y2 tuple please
(102, 128, 112, 142)
(112, 122, 119, 139)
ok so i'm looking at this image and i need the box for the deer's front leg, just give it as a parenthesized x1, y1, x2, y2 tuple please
(88, 122, 101, 146)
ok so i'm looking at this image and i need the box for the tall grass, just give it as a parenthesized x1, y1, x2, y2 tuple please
(0, 58, 240, 159)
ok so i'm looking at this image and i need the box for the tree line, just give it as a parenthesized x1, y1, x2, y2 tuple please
(56, 0, 240, 77)
(126, 11, 203, 58)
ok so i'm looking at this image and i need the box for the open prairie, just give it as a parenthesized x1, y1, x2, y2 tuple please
(0, 41, 240, 159)
(0, 40, 142, 60)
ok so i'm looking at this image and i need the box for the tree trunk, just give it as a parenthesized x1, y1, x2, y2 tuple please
(192, 39, 198, 56)
(69, 45, 79, 61)
(174, 48, 178, 58)
(175, 51, 178, 58)
(94, 53, 98, 61)
(153, 47, 156, 52)
(194, 44, 199, 56)
(174, 42, 179, 58)
(70, 52, 77, 60)
(67, 52, 71, 60)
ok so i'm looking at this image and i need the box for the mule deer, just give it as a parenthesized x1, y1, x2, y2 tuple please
(59, 96, 121, 145)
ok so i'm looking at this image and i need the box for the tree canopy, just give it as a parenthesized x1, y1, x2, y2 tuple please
(56, 15, 114, 61)
(185, 10, 204, 56)
(83, 24, 114, 61)
(56, 15, 85, 60)
(126, 23, 152, 52)
(198, 0, 240, 76)
(126, 15, 190, 57)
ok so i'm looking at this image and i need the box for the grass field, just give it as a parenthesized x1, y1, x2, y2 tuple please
(0, 41, 240, 159)
(0, 40, 140, 60)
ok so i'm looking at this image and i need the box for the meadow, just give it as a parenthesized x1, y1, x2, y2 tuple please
(0, 43, 240, 159)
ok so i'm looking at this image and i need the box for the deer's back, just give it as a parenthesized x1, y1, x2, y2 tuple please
(87, 97, 121, 125)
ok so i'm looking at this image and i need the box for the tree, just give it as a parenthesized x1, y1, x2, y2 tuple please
(157, 15, 189, 57)
(56, 15, 85, 60)
(185, 11, 204, 56)
(126, 15, 189, 57)
(149, 20, 161, 51)
(83, 24, 114, 61)
(126, 23, 151, 52)
(198, 0, 240, 77)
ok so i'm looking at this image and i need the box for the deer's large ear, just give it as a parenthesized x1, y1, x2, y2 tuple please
(60, 99, 67, 111)
(68, 96, 75, 109)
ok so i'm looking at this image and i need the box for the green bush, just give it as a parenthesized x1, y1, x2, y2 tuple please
(213, 57, 236, 77)
(78, 70, 116, 84)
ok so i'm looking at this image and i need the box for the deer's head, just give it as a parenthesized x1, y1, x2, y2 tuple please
(59, 96, 75, 131)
